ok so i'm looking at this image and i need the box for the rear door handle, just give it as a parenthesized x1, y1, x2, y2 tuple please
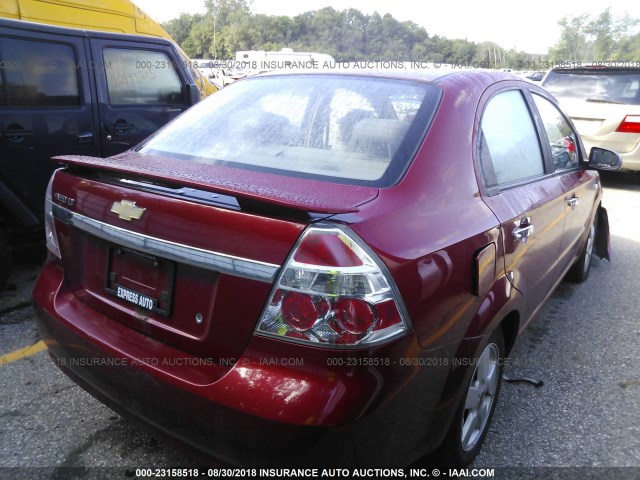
(3, 128, 33, 142)
(3, 128, 33, 136)
(109, 122, 136, 134)
(513, 217, 534, 243)
(567, 195, 579, 210)
(76, 132, 94, 144)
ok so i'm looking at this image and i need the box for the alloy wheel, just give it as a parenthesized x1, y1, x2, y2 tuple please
(461, 342, 500, 451)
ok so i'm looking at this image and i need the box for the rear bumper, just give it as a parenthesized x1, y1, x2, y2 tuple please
(33, 261, 458, 466)
(619, 150, 640, 171)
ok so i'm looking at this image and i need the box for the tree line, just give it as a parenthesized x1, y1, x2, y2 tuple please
(163, 1, 640, 68)
(550, 9, 640, 62)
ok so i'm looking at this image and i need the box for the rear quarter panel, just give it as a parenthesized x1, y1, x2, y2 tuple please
(342, 74, 511, 352)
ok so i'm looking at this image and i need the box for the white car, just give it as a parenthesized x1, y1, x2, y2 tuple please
(542, 67, 640, 171)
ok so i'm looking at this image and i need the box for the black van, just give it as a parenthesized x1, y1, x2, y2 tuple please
(0, 18, 202, 288)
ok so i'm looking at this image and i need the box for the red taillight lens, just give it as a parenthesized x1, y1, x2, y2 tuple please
(281, 291, 328, 331)
(331, 298, 376, 335)
(281, 292, 318, 331)
(256, 226, 409, 347)
(616, 115, 640, 134)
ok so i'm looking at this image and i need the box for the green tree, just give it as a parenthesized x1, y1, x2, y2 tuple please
(551, 14, 590, 61)
(363, 12, 385, 57)
(162, 13, 204, 47)
(340, 9, 367, 59)
(251, 14, 295, 49)
(168, 3, 640, 67)
(205, 0, 252, 28)
(550, 9, 640, 62)
(586, 9, 616, 60)
(220, 7, 258, 55)
(616, 32, 640, 60)
(380, 15, 409, 58)
(424, 35, 453, 63)
(181, 19, 216, 58)
(450, 38, 477, 64)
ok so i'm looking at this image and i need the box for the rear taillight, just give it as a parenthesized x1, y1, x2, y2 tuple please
(255, 225, 409, 347)
(44, 173, 61, 259)
(616, 115, 640, 134)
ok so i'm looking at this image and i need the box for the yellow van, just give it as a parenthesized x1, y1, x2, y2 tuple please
(0, 5, 212, 289)
(0, 0, 216, 96)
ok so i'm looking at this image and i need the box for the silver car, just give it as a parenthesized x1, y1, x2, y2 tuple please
(542, 66, 640, 171)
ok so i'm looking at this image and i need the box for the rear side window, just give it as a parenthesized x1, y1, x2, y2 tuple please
(0, 38, 80, 107)
(138, 75, 441, 187)
(543, 69, 640, 105)
(479, 90, 545, 187)
(532, 94, 580, 171)
(103, 48, 183, 105)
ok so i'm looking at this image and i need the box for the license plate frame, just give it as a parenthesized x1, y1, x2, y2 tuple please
(105, 244, 175, 317)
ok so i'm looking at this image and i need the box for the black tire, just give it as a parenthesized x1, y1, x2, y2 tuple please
(0, 228, 12, 292)
(437, 328, 505, 467)
(566, 214, 596, 283)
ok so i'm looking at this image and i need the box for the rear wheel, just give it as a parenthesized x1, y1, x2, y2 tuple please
(566, 215, 596, 283)
(438, 329, 504, 467)
(0, 228, 12, 292)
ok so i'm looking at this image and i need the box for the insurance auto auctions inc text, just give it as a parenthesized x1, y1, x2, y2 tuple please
(201, 467, 495, 478)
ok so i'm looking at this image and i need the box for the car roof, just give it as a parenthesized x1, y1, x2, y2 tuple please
(0, 16, 175, 45)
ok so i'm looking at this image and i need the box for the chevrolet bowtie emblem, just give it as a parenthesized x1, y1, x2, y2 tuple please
(111, 200, 146, 222)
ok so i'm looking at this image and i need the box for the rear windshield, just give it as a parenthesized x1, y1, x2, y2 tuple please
(137, 75, 441, 187)
(543, 69, 640, 105)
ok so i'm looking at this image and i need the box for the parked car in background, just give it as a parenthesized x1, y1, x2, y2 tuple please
(525, 70, 546, 82)
(542, 66, 640, 171)
(34, 70, 619, 467)
(193, 60, 247, 89)
(0, 0, 216, 98)
(0, 17, 203, 290)
(236, 48, 335, 72)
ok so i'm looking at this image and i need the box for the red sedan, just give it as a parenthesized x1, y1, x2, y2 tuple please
(33, 70, 619, 467)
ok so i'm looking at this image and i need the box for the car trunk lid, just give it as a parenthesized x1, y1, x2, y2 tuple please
(50, 156, 379, 361)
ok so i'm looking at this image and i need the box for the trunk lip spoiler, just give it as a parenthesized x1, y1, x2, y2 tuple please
(51, 202, 281, 283)
(54, 154, 380, 215)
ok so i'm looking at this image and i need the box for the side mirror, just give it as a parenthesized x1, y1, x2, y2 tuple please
(587, 147, 622, 171)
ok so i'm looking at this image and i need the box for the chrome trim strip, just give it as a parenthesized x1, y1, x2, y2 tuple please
(51, 203, 280, 283)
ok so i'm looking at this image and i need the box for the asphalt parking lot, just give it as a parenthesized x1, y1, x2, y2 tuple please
(1, 172, 639, 479)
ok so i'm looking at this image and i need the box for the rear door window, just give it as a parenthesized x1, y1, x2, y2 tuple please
(0, 38, 80, 107)
(479, 90, 545, 188)
(103, 48, 183, 105)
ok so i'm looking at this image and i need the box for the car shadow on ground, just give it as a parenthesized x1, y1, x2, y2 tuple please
(599, 170, 640, 191)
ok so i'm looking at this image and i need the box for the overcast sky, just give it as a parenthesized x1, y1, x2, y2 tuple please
(134, 0, 640, 54)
